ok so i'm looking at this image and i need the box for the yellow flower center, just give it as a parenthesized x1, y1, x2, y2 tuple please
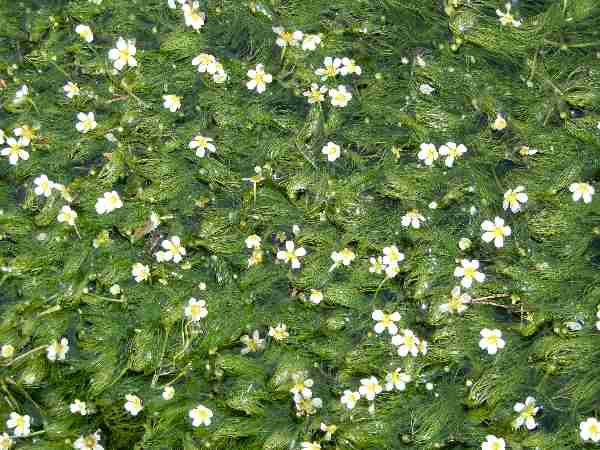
(464, 267, 476, 278)
(16, 417, 24, 428)
(325, 65, 337, 77)
(254, 72, 265, 84)
(84, 435, 98, 447)
(492, 226, 504, 238)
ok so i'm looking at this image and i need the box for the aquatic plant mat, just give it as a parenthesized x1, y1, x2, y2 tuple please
(1, 0, 600, 449)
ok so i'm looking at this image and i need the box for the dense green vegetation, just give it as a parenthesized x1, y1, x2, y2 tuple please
(1, 0, 600, 449)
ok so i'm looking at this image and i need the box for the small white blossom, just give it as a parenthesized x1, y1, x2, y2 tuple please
(492, 114, 507, 130)
(245, 234, 261, 249)
(569, 182, 594, 204)
(580, 417, 600, 442)
(108, 37, 137, 71)
(439, 142, 467, 167)
(309, 289, 323, 304)
(290, 373, 314, 399)
(155, 236, 186, 263)
(340, 390, 360, 409)
(454, 259, 485, 288)
(57, 205, 77, 226)
(418, 143, 438, 166)
(330, 248, 356, 271)
(358, 376, 382, 401)
(340, 57, 362, 76)
(75, 24, 94, 42)
(124, 394, 143, 416)
(479, 328, 505, 355)
(76, 112, 97, 133)
(189, 404, 213, 427)
(162, 386, 175, 400)
(63, 82, 80, 98)
(95, 191, 123, 214)
(384, 369, 411, 391)
(131, 263, 150, 282)
(269, 323, 289, 341)
(185, 297, 208, 322)
(276, 240, 306, 269)
(240, 330, 265, 354)
(74, 431, 103, 450)
(70, 399, 88, 415)
(401, 209, 425, 229)
(419, 83, 434, 95)
(503, 186, 528, 213)
(246, 64, 272, 93)
(272, 27, 303, 47)
(301, 442, 321, 450)
(315, 57, 341, 80)
(0, 433, 12, 450)
(34, 174, 54, 197)
(328, 85, 352, 107)
(496, 3, 522, 27)
(458, 237, 472, 251)
(189, 134, 216, 157)
(481, 216, 511, 248)
(372, 310, 401, 335)
(481, 435, 506, 450)
(192, 53, 218, 74)
(162, 95, 181, 112)
(392, 329, 420, 357)
(1, 344, 14, 358)
(301, 34, 321, 51)
(182, 1, 205, 30)
(322, 142, 340, 162)
(303, 83, 328, 104)
(1, 137, 29, 165)
(47, 337, 69, 361)
(513, 396, 539, 430)
(440, 286, 471, 315)
(6, 412, 31, 437)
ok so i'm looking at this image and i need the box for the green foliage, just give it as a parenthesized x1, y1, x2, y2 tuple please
(1, 0, 600, 449)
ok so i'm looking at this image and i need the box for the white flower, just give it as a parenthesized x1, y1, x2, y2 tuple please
(108, 37, 137, 71)
(124, 394, 143, 416)
(454, 259, 485, 288)
(245, 234, 261, 249)
(76, 112, 97, 133)
(1, 344, 14, 358)
(438, 142, 467, 167)
(309, 289, 323, 304)
(240, 330, 265, 354)
(384, 369, 411, 391)
(481, 216, 511, 248)
(47, 337, 69, 361)
(341, 390, 360, 409)
(6, 412, 31, 437)
(372, 310, 401, 335)
(34, 174, 54, 197)
(382, 245, 405, 267)
(0, 130, 4, 145)
(189, 404, 213, 427)
(358, 376, 382, 401)
(315, 57, 341, 80)
(419, 83, 434, 95)
(580, 417, 600, 442)
(418, 143, 438, 166)
(330, 248, 356, 271)
(269, 323, 289, 341)
(328, 85, 352, 107)
(503, 186, 528, 213)
(63, 82, 80, 98)
(392, 329, 421, 357)
(481, 435, 506, 450)
(162, 95, 181, 112)
(290, 373, 314, 399)
(75, 24, 94, 42)
(492, 114, 507, 130)
(189, 134, 216, 157)
(246, 64, 272, 93)
(156, 236, 186, 263)
(70, 399, 88, 415)
(294, 393, 322, 416)
(569, 182, 594, 204)
(340, 57, 362, 76)
(131, 263, 150, 282)
(303, 83, 328, 104)
(13, 85, 28, 104)
(301, 34, 321, 51)
(518, 145, 538, 156)
(74, 431, 103, 450)
(57, 205, 78, 226)
(272, 27, 303, 47)
(322, 142, 341, 162)
(212, 64, 228, 83)
(183, 2, 205, 30)
(513, 396, 539, 430)
(301, 442, 321, 450)
(0, 433, 12, 450)
(1, 137, 29, 165)
(369, 256, 384, 274)
(95, 191, 123, 214)
(401, 209, 425, 229)
(276, 240, 307, 269)
(496, 3, 522, 27)
(440, 286, 471, 314)
(458, 237, 472, 251)
(192, 53, 218, 74)
(162, 386, 175, 400)
(185, 297, 208, 322)
(479, 328, 505, 355)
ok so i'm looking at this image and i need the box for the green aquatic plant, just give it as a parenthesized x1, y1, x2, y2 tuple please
(1, 0, 600, 449)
